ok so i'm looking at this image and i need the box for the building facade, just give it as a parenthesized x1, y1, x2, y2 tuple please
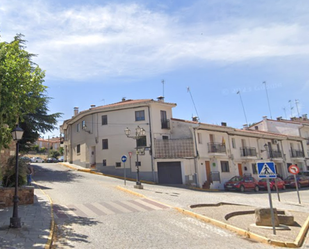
(61, 99, 308, 190)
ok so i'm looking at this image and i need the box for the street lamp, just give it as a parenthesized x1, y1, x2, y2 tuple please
(10, 124, 24, 228)
(124, 126, 146, 189)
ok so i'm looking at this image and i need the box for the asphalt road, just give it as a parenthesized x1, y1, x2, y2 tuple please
(32, 163, 309, 249)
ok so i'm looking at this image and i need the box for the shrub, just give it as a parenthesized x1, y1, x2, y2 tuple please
(1, 156, 27, 187)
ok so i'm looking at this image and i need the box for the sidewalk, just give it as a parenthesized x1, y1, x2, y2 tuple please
(0, 187, 53, 249)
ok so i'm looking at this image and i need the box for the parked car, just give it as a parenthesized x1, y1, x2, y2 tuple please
(58, 156, 64, 162)
(258, 178, 286, 191)
(284, 175, 309, 188)
(45, 157, 58, 163)
(20, 156, 32, 164)
(298, 171, 309, 177)
(31, 156, 44, 163)
(224, 176, 259, 192)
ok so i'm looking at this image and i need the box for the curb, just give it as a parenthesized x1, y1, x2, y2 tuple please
(116, 185, 308, 248)
(34, 181, 55, 249)
(59, 163, 156, 185)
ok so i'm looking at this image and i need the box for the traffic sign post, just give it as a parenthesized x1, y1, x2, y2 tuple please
(257, 161, 277, 235)
(289, 165, 301, 204)
(121, 155, 127, 185)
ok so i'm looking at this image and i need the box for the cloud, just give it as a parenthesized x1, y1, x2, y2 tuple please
(1, 0, 309, 81)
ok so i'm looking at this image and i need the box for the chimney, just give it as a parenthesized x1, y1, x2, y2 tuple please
(262, 116, 267, 120)
(276, 116, 282, 121)
(255, 126, 259, 130)
(221, 122, 227, 127)
(122, 97, 126, 102)
(90, 105, 96, 108)
(192, 116, 198, 122)
(302, 114, 307, 120)
(157, 96, 164, 102)
(74, 107, 79, 116)
(243, 124, 248, 130)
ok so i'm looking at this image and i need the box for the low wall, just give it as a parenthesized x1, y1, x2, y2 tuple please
(0, 186, 34, 207)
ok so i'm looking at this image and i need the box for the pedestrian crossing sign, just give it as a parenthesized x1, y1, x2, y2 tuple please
(257, 162, 276, 178)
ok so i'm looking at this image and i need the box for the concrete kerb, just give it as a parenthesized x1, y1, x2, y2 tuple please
(33, 181, 55, 249)
(116, 185, 308, 248)
(59, 162, 156, 185)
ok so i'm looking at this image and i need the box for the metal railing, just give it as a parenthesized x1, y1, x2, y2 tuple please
(161, 119, 170, 129)
(269, 150, 282, 158)
(240, 147, 257, 157)
(207, 142, 226, 153)
(290, 149, 304, 158)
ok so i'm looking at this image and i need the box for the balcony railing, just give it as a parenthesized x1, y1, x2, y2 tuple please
(240, 147, 257, 157)
(269, 150, 282, 158)
(161, 119, 170, 129)
(290, 149, 304, 158)
(154, 138, 194, 158)
(207, 142, 226, 153)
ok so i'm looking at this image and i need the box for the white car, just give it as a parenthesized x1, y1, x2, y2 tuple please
(31, 157, 44, 163)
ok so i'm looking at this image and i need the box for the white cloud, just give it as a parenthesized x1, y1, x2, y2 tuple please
(1, 1, 309, 81)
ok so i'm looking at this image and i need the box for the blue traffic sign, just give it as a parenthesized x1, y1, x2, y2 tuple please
(121, 155, 127, 163)
(257, 162, 276, 178)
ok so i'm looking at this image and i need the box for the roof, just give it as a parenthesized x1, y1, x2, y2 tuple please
(62, 99, 177, 126)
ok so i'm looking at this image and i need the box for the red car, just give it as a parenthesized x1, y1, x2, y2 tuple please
(258, 178, 286, 191)
(284, 175, 309, 188)
(224, 176, 259, 192)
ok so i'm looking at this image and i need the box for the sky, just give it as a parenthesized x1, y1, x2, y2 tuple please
(1, 0, 309, 138)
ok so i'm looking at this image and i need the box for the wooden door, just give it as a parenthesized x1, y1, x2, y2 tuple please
(238, 163, 243, 176)
(203, 161, 212, 189)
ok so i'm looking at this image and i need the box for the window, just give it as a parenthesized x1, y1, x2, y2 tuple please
(103, 159, 107, 166)
(197, 133, 202, 144)
(136, 136, 147, 147)
(232, 138, 236, 149)
(162, 136, 169, 140)
(82, 120, 86, 129)
(77, 144, 80, 154)
(77, 123, 80, 132)
(221, 161, 230, 172)
(102, 115, 108, 125)
(135, 110, 145, 121)
(116, 162, 121, 167)
(252, 163, 257, 174)
(102, 139, 108, 150)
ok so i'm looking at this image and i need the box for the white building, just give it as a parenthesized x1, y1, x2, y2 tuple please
(61, 99, 307, 190)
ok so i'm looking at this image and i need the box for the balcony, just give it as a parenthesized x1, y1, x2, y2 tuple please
(240, 147, 257, 157)
(154, 138, 194, 158)
(208, 142, 226, 154)
(269, 150, 282, 158)
(290, 149, 304, 158)
(161, 119, 170, 129)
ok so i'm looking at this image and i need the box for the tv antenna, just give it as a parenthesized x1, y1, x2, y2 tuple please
(237, 90, 248, 125)
(162, 79, 165, 98)
(295, 99, 300, 117)
(263, 81, 272, 119)
(187, 87, 199, 121)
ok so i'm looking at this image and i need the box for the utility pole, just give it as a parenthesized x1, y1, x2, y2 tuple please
(263, 81, 272, 119)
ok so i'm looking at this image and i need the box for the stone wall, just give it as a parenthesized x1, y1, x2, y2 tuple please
(0, 186, 34, 207)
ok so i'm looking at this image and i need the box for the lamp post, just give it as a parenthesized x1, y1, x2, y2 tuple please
(124, 126, 146, 189)
(10, 124, 24, 228)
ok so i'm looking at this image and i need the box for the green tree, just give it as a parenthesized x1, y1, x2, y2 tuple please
(0, 34, 46, 150)
(49, 150, 60, 159)
(19, 95, 62, 152)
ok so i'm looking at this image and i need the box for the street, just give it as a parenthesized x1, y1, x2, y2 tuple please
(33, 163, 309, 249)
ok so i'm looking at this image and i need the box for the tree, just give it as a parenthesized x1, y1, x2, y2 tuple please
(19, 95, 62, 152)
(0, 34, 46, 150)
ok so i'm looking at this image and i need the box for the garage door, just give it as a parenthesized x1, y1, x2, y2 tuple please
(157, 162, 182, 184)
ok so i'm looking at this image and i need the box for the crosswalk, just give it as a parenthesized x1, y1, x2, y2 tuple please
(53, 198, 170, 219)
